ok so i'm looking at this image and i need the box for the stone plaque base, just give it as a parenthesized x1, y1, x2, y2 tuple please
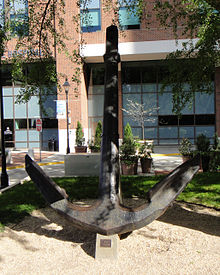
(95, 234, 119, 260)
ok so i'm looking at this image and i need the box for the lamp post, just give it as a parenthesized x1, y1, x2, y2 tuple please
(63, 78, 70, 154)
(0, 25, 9, 189)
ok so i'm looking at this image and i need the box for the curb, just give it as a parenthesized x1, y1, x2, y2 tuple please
(152, 153, 180, 157)
(1, 161, 65, 171)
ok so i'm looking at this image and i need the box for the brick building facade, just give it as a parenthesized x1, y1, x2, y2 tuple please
(1, 0, 219, 152)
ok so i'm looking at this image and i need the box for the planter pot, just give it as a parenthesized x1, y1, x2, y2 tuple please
(75, 146, 87, 153)
(121, 161, 138, 175)
(140, 158, 152, 173)
(90, 148, 100, 153)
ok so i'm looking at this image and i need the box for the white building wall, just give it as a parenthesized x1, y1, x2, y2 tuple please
(58, 128, 89, 153)
(80, 39, 198, 62)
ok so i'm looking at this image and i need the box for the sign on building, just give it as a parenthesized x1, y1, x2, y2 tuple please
(56, 100, 66, 119)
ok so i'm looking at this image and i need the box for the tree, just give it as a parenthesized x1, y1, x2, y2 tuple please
(0, 0, 219, 113)
(0, 0, 82, 104)
(154, 0, 220, 114)
(122, 99, 157, 140)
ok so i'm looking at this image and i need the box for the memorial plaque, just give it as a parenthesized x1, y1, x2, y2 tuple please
(100, 239, 111, 248)
(95, 234, 119, 260)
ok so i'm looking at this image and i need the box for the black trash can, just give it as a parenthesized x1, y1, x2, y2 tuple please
(48, 138, 56, 151)
(48, 139, 54, 151)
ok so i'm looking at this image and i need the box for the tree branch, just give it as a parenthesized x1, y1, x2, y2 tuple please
(39, 0, 53, 55)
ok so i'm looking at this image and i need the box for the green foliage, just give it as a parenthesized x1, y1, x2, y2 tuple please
(75, 121, 85, 146)
(213, 132, 220, 150)
(0, 0, 81, 103)
(196, 134, 210, 152)
(209, 151, 220, 172)
(154, 0, 220, 114)
(89, 121, 102, 152)
(138, 141, 153, 159)
(179, 138, 193, 156)
(123, 123, 134, 142)
(120, 139, 138, 164)
(120, 123, 137, 164)
(209, 133, 220, 171)
(0, 25, 7, 58)
(94, 121, 102, 145)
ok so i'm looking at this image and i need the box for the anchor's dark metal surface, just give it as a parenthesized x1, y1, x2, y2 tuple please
(25, 25, 200, 236)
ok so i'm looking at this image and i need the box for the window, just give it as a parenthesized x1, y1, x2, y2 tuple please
(9, 0, 28, 36)
(121, 61, 215, 144)
(80, 0, 101, 32)
(15, 119, 27, 129)
(87, 65, 104, 138)
(119, 0, 140, 30)
(0, 0, 28, 36)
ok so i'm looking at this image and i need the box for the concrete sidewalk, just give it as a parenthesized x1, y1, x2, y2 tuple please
(4, 151, 65, 187)
(0, 150, 183, 191)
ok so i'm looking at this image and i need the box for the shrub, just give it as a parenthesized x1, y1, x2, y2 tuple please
(94, 121, 102, 148)
(179, 138, 193, 156)
(120, 123, 138, 164)
(195, 134, 210, 152)
(123, 123, 134, 143)
(89, 121, 102, 152)
(138, 142, 153, 159)
(75, 121, 85, 146)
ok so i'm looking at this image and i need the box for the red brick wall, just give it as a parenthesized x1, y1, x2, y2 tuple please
(1, 0, 196, 134)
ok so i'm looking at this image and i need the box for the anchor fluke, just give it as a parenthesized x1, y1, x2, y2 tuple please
(25, 153, 200, 235)
(25, 155, 68, 204)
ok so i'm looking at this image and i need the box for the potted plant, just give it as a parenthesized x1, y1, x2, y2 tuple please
(138, 141, 153, 173)
(120, 123, 138, 175)
(75, 121, 87, 153)
(179, 138, 193, 162)
(89, 121, 102, 153)
(195, 134, 210, 171)
(209, 133, 220, 172)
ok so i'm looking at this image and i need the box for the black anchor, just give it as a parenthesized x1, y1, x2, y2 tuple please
(25, 25, 200, 236)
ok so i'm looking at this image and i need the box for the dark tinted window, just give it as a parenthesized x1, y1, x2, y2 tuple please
(42, 119, 58, 129)
(179, 115, 195, 125)
(159, 115, 178, 126)
(195, 114, 215, 125)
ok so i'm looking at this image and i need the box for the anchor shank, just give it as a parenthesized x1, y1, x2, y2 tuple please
(99, 26, 121, 204)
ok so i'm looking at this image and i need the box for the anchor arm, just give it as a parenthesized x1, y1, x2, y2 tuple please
(25, 155, 68, 204)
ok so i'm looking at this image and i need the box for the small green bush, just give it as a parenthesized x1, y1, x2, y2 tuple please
(196, 134, 210, 152)
(179, 138, 193, 156)
(123, 123, 134, 142)
(89, 121, 102, 152)
(75, 121, 85, 146)
(120, 123, 138, 164)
